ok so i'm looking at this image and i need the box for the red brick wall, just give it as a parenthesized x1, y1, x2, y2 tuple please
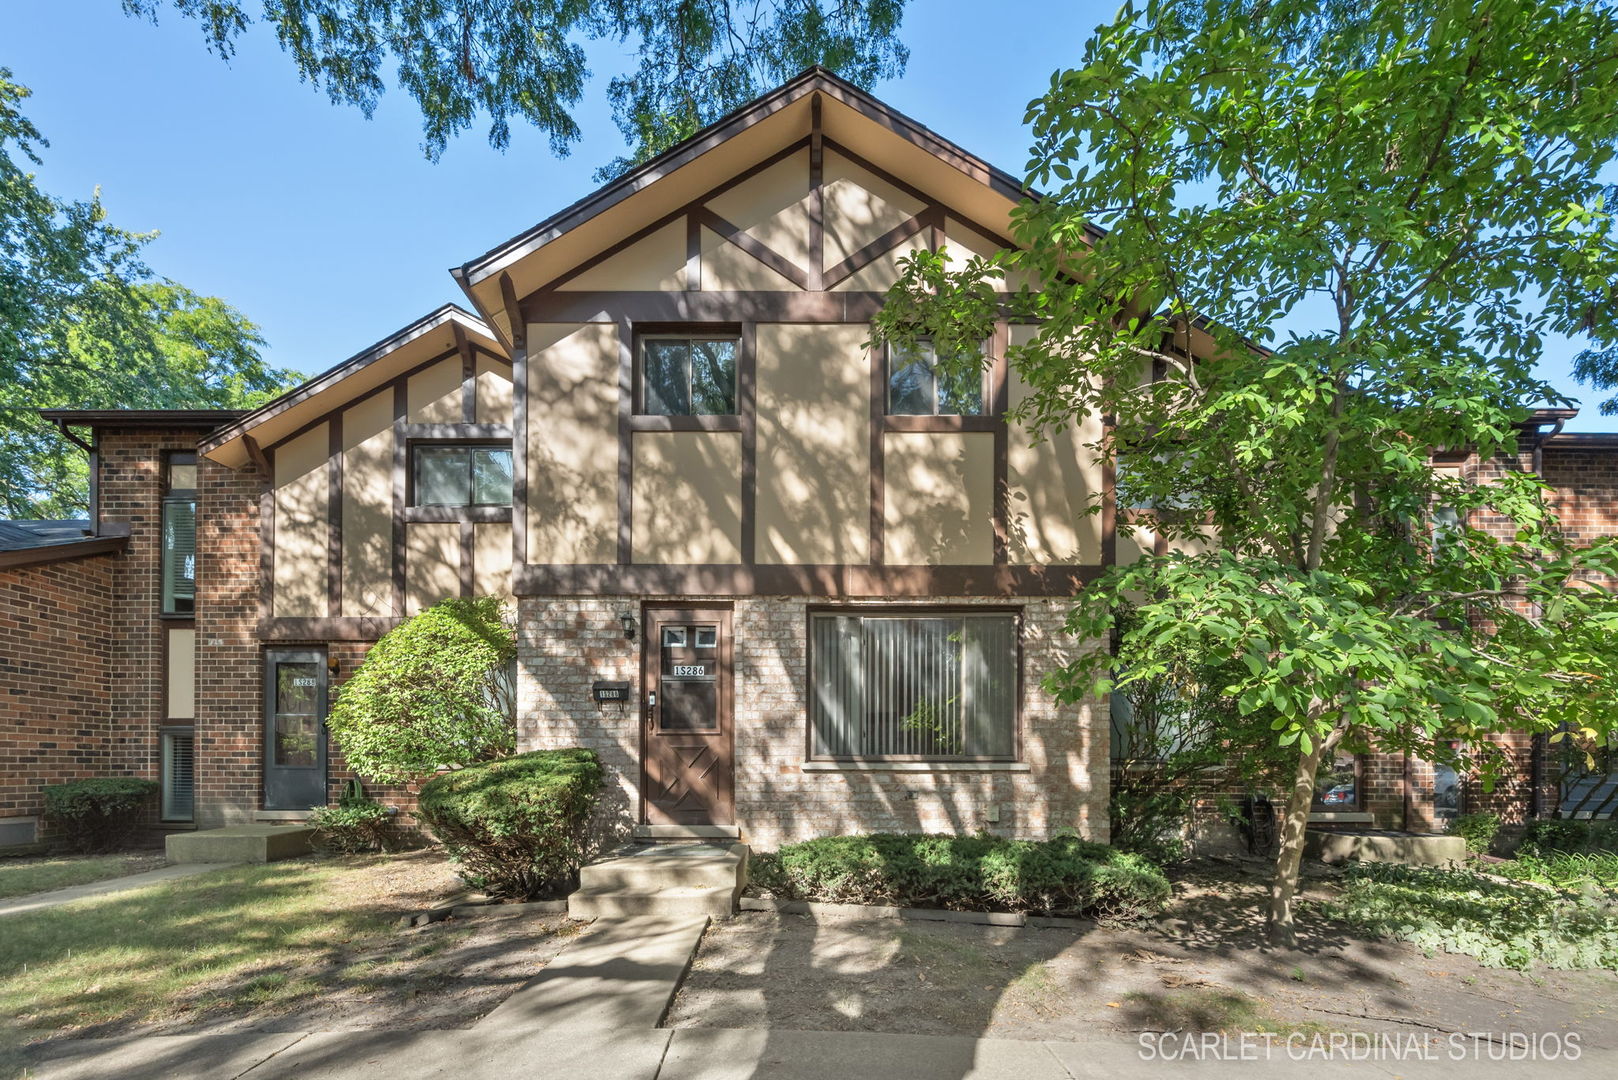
(0, 555, 118, 842)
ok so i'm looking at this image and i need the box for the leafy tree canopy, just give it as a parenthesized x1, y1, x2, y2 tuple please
(0, 71, 297, 517)
(873, 0, 1618, 943)
(121, 1, 910, 177)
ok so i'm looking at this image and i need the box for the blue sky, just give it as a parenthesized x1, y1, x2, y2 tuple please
(8, 1, 1613, 429)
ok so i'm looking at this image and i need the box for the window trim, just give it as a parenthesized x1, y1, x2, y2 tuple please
(160, 451, 198, 617)
(884, 339, 990, 419)
(633, 326, 742, 418)
(1311, 751, 1364, 812)
(803, 604, 1024, 764)
(406, 439, 515, 513)
(160, 727, 196, 823)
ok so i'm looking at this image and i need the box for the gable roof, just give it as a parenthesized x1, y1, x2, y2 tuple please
(199, 304, 505, 469)
(451, 66, 1059, 348)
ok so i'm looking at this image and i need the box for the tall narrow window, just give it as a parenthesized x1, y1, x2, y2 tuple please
(161, 453, 197, 615)
(640, 335, 738, 416)
(887, 341, 985, 416)
(161, 729, 196, 822)
(810, 612, 1017, 760)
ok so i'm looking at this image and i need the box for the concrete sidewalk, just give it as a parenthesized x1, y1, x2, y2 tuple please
(18, 913, 1616, 1080)
(0, 863, 220, 919)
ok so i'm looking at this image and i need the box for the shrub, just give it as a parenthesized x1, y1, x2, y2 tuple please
(1449, 812, 1501, 856)
(414, 748, 602, 899)
(1495, 851, 1618, 895)
(748, 833, 1171, 922)
(1521, 819, 1618, 856)
(308, 800, 398, 855)
(1325, 861, 1618, 970)
(326, 596, 517, 783)
(43, 778, 159, 853)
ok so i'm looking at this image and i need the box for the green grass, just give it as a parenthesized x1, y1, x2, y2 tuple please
(0, 856, 438, 1037)
(0, 855, 162, 900)
(1119, 987, 1334, 1037)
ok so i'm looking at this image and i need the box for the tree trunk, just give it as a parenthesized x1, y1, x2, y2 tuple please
(1266, 736, 1327, 947)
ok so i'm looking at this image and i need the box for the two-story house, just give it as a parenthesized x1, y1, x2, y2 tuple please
(2, 69, 1611, 852)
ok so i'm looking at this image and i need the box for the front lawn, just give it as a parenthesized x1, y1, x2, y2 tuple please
(0, 852, 167, 900)
(1, 850, 580, 1049)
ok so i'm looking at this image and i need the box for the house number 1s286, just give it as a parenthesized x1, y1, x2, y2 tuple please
(672, 665, 706, 677)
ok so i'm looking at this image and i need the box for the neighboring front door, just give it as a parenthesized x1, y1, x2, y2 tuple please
(264, 648, 329, 810)
(642, 608, 734, 826)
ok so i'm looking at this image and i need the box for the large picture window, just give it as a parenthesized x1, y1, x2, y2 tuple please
(640, 335, 738, 416)
(161, 453, 196, 615)
(887, 341, 984, 416)
(810, 611, 1017, 760)
(411, 444, 513, 507)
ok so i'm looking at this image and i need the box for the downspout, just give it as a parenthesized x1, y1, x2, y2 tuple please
(51, 418, 99, 536)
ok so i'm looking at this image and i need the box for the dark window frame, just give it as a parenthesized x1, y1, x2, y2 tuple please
(634, 326, 742, 419)
(804, 604, 1024, 763)
(159, 727, 196, 823)
(160, 451, 198, 617)
(884, 339, 989, 418)
(1311, 751, 1364, 812)
(406, 439, 515, 513)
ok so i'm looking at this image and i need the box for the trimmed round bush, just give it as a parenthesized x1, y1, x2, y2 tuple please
(308, 800, 400, 855)
(749, 833, 1171, 922)
(415, 748, 603, 899)
(43, 778, 160, 852)
(326, 596, 517, 783)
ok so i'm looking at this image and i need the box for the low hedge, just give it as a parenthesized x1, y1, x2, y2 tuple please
(1521, 819, 1618, 856)
(415, 748, 602, 899)
(749, 833, 1170, 922)
(43, 778, 160, 853)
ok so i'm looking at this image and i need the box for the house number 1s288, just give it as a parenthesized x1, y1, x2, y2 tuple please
(672, 665, 706, 677)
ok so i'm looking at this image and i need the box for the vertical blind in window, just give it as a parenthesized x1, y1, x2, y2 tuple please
(161, 497, 196, 615)
(161, 730, 196, 822)
(811, 613, 1017, 759)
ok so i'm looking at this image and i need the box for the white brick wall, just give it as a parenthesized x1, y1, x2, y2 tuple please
(516, 595, 1110, 851)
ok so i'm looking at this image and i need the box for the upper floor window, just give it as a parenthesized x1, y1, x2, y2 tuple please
(412, 444, 513, 507)
(640, 335, 738, 416)
(887, 340, 984, 416)
(161, 453, 196, 616)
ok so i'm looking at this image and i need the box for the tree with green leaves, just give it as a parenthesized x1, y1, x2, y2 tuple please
(0, 71, 296, 517)
(873, 0, 1618, 944)
(121, 1, 909, 177)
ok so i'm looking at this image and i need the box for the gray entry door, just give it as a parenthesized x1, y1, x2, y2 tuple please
(263, 648, 328, 810)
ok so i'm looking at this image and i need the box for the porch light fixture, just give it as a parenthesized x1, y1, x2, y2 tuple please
(619, 611, 636, 640)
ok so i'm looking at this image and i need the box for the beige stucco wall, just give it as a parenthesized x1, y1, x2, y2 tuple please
(528, 323, 620, 563)
(475, 355, 513, 425)
(408, 356, 462, 423)
(166, 626, 195, 720)
(823, 150, 924, 267)
(1006, 327, 1104, 565)
(706, 149, 813, 274)
(632, 431, 743, 564)
(475, 521, 513, 599)
(405, 521, 459, 614)
(701, 226, 802, 291)
(556, 219, 686, 292)
(340, 390, 394, 617)
(755, 323, 868, 563)
(273, 424, 329, 616)
(883, 431, 995, 565)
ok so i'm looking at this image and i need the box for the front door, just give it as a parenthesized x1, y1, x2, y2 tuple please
(642, 608, 734, 826)
(264, 648, 329, 810)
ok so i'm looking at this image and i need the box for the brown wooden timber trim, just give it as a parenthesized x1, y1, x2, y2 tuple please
(616, 315, 634, 564)
(257, 616, 405, 642)
(696, 208, 811, 290)
(514, 562, 1100, 598)
(455, 322, 477, 423)
(523, 290, 1026, 327)
(261, 346, 461, 455)
(391, 383, 407, 616)
(881, 415, 1002, 433)
(740, 322, 758, 563)
(243, 433, 271, 476)
(991, 320, 1010, 566)
(399, 423, 513, 441)
(809, 94, 825, 292)
(823, 208, 935, 290)
(1102, 441, 1119, 565)
(403, 505, 513, 524)
(499, 273, 525, 350)
(0, 534, 129, 569)
(686, 214, 702, 291)
(459, 519, 475, 598)
(868, 343, 885, 567)
(260, 445, 275, 625)
(820, 136, 1023, 254)
(512, 338, 529, 566)
(628, 415, 743, 433)
(327, 415, 343, 618)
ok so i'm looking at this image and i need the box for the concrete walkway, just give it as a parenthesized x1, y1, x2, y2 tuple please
(19, 913, 1618, 1079)
(0, 863, 220, 918)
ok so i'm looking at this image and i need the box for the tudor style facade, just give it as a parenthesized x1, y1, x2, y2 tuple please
(2, 69, 1613, 850)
